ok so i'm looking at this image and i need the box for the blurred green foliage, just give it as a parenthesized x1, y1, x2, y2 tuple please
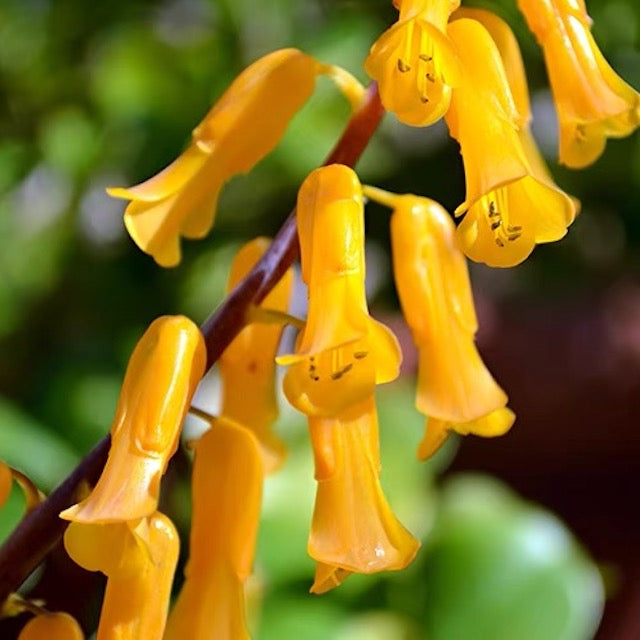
(3, 0, 637, 636)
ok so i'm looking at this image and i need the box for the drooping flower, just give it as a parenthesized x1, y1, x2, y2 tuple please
(445, 18, 576, 267)
(17, 612, 84, 640)
(107, 49, 364, 267)
(365, 188, 514, 458)
(219, 238, 294, 472)
(365, 0, 462, 126)
(518, 0, 640, 168)
(60, 316, 206, 523)
(453, 7, 581, 214)
(308, 396, 420, 593)
(278, 164, 402, 418)
(64, 513, 179, 640)
(164, 417, 263, 640)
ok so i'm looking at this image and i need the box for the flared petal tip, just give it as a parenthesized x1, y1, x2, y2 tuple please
(454, 406, 516, 437)
(310, 563, 353, 594)
(106, 186, 135, 201)
(417, 418, 451, 461)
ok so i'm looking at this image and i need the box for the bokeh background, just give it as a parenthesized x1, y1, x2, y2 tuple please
(1, 0, 639, 637)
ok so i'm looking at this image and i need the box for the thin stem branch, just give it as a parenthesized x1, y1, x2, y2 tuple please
(0, 84, 384, 603)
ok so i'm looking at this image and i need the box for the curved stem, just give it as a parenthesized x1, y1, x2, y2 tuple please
(0, 85, 384, 603)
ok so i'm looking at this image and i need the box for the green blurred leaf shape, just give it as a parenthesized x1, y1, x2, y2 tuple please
(420, 475, 604, 640)
(0, 396, 79, 490)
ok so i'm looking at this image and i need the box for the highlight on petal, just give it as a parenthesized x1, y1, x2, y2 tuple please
(446, 18, 576, 267)
(219, 238, 294, 472)
(365, 0, 462, 126)
(279, 165, 401, 417)
(307, 397, 420, 590)
(17, 612, 84, 640)
(518, 0, 640, 168)
(60, 316, 206, 523)
(108, 48, 322, 266)
(164, 417, 263, 640)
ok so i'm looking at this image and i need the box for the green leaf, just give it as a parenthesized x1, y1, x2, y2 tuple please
(0, 396, 79, 491)
(417, 475, 604, 640)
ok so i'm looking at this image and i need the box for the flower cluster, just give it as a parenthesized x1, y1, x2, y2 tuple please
(2, 0, 639, 637)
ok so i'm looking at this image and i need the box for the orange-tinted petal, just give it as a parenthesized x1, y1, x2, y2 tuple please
(365, 0, 461, 126)
(219, 238, 293, 472)
(164, 417, 262, 640)
(108, 49, 321, 266)
(307, 397, 420, 589)
(0, 461, 11, 508)
(280, 166, 401, 417)
(61, 316, 205, 523)
(18, 612, 84, 640)
(446, 18, 575, 267)
(388, 195, 508, 422)
(518, 0, 640, 167)
(96, 513, 179, 640)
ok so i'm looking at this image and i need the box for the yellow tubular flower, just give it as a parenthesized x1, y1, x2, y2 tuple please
(518, 0, 640, 168)
(384, 192, 510, 426)
(308, 396, 420, 593)
(0, 461, 11, 508)
(365, 0, 462, 126)
(445, 18, 575, 267)
(219, 238, 294, 472)
(17, 612, 84, 640)
(453, 7, 581, 213)
(278, 165, 402, 418)
(107, 49, 364, 267)
(60, 316, 206, 523)
(65, 513, 179, 640)
(164, 417, 263, 640)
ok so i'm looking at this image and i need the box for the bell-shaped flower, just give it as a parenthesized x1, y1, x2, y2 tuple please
(445, 18, 576, 267)
(384, 192, 510, 422)
(64, 513, 179, 640)
(308, 396, 420, 593)
(454, 7, 581, 214)
(364, 188, 514, 459)
(18, 612, 84, 640)
(518, 0, 640, 168)
(219, 238, 294, 472)
(278, 165, 401, 418)
(60, 316, 206, 523)
(164, 417, 263, 640)
(365, 0, 462, 126)
(108, 49, 364, 267)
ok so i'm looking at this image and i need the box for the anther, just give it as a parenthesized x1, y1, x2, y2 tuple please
(353, 351, 368, 359)
(397, 59, 411, 72)
(490, 220, 501, 231)
(425, 73, 435, 82)
(488, 201, 499, 217)
(495, 238, 505, 247)
(419, 54, 433, 62)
